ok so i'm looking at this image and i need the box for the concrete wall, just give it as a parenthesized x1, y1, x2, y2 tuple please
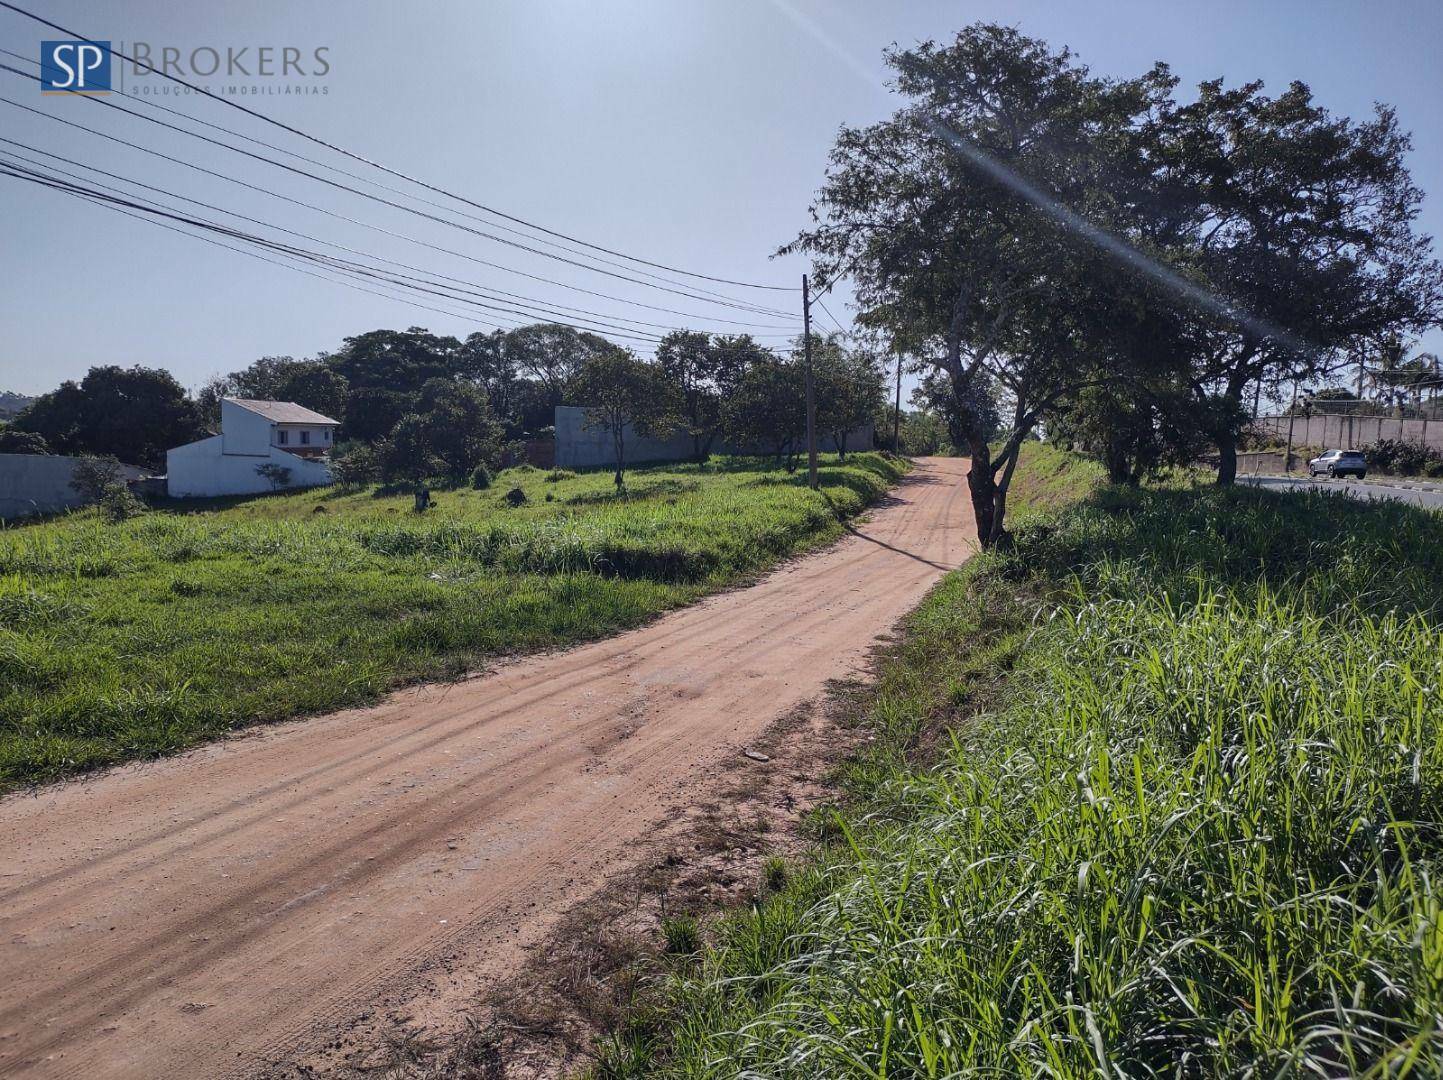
(220, 400, 271, 456)
(553, 406, 874, 469)
(1251, 414, 1442, 451)
(166, 436, 332, 498)
(0, 454, 144, 520)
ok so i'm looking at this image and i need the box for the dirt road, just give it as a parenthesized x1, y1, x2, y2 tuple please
(0, 458, 974, 1078)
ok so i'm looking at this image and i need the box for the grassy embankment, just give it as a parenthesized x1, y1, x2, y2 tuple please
(602, 443, 1443, 1077)
(0, 453, 904, 789)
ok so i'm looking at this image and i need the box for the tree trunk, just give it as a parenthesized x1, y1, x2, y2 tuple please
(965, 440, 998, 549)
(1215, 428, 1238, 486)
(1103, 437, 1132, 484)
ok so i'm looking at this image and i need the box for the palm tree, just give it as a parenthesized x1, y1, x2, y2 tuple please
(1366, 338, 1442, 414)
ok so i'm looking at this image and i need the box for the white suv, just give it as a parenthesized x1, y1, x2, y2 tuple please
(1307, 449, 1367, 479)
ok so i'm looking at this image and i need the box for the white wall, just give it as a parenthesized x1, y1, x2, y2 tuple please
(166, 436, 331, 499)
(273, 423, 334, 452)
(1252, 413, 1441, 451)
(0, 454, 144, 520)
(219, 400, 272, 456)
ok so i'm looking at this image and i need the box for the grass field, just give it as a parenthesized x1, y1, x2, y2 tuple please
(0, 453, 904, 789)
(600, 446, 1443, 1077)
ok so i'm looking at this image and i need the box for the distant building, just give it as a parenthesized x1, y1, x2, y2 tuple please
(166, 398, 338, 498)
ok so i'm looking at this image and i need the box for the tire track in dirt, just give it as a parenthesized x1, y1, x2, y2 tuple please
(0, 458, 975, 1079)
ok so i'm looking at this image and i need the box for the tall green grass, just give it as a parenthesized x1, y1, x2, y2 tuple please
(609, 471, 1443, 1077)
(0, 453, 904, 789)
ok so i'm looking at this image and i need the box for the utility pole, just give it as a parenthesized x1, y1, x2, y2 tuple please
(802, 273, 817, 488)
(893, 348, 903, 452)
(1284, 380, 1299, 474)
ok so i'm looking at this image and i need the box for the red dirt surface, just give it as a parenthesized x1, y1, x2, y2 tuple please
(0, 457, 975, 1078)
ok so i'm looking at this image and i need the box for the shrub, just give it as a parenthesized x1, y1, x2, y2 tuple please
(99, 484, 146, 523)
(0, 428, 50, 454)
(660, 914, 700, 956)
(762, 856, 788, 892)
(544, 469, 575, 483)
(69, 455, 124, 501)
(329, 444, 379, 488)
(1360, 437, 1443, 476)
(503, 486, 527, 507)
(254, 463, 293, 491)
(470, 463, 492, 490)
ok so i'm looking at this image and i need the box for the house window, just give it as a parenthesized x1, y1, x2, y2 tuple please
(323, 429, 331, 443)
(300, 430, 311, 446)
(277, 429, 288, 445)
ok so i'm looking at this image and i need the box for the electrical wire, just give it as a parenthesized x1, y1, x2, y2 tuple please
(0, 92, 802, 331)
(5, 45, 790, 316)
(0, 2, 798, 292)
(816, 296, 847, 335)
(0, 69, 796, 320)
(0, 160, 672, 344)
(0, 137, 801, 340)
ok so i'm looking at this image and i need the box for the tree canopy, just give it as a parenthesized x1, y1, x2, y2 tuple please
(12, 365, 204, 468)
(784, 22, 1441, 544)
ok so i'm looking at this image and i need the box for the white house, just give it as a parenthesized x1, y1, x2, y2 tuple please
(166, 398, 339, 498)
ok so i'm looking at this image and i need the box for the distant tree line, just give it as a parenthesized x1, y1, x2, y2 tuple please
(1, 322, 888, 485)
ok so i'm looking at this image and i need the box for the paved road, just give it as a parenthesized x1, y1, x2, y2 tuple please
(1241, 474, 1443, 511)
(0, 458, 977, 1080)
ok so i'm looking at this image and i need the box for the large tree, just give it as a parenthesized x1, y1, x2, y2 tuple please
(457, 330, 521, 430)
(570, 350, 682, 486)
(812, 335, 887, 460)
(381, 380, 504, 481)
(199, 356, 347, 425)
(782, 25, 1177, 547)
(508, 323, 613, 413)
(720, 355, 806, 468)
(13, 365, 203, 468)
(1158, 80, 1443, 483)
(656, 330, 722, 462)
(325, 327, 461, 395)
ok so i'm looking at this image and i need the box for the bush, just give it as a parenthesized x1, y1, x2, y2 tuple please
(68, 456, 145, 522)
(470, 463, 492, 490)
(254, 463, 292, 491)
(68, 456, 125, 501)
(0, 428, 50, 454)
(1360, 437, 1443, 476)
(503, 486, 527, 507)
(762, 856, 788, 892)
(544, 468, 576, 483)
(660, 915, 700, 956)
(99, 484, 146, 523)
(329, 445, 379, 488)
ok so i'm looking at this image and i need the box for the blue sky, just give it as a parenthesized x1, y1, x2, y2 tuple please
(1, 0, 1440, 399)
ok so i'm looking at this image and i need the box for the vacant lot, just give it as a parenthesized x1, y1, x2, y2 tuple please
(0, 453, 903, 788)
(613, 452, 1443, 1077)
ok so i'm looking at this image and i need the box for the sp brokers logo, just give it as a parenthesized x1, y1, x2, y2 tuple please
(40, 40, 112, 94)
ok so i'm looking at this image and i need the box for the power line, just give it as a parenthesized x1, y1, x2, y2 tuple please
(0, 160, 672, 344)
(3, 44, 772, 304)
(0, 2, 798, 293)
(0, 137, 801, 341)
(0, 48, 790, 316)
(0, 71, 795, 320)
(0, 161, 521, 334)
(0, 93, 801, 331)
(816, 296, 847, 336)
